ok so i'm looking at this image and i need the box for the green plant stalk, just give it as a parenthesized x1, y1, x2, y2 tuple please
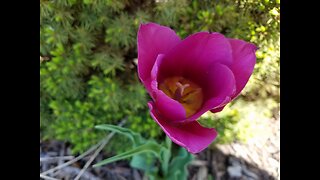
(160, 136, 172, 176)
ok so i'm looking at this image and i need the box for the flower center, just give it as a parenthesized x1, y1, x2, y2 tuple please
(159, 76, 203, 117)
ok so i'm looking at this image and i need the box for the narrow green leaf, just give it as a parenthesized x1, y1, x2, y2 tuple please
(93, 141, 162, 167)
(95, 124, 144, 146)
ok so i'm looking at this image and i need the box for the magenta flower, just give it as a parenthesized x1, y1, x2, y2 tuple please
(137, 22, 257, 153)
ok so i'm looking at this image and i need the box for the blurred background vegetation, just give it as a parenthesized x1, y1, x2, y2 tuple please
(40, 0, 279, 154)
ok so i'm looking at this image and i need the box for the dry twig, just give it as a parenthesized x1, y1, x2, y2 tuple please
(74, 122, 124, 180)
(40, 174, 60, 180)
(40, 120, 126, 178)
(40, 156, 74, 163)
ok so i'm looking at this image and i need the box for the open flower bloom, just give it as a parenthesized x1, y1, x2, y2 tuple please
(137, 22, 257, 153)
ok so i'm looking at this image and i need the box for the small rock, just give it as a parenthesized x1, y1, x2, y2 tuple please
(227, 165, 242, 178)
(197, 166, 208, 180)
(228, 157, 241, 166)
(242, 166, 259, 180)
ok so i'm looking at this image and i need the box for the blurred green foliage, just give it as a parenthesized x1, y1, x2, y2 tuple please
(40, 0, 279, 153)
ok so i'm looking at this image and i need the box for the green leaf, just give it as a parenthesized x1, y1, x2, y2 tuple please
(95, 124, 144, 146)
(130, 153, 157, 172)
(166, 148, 193, 180)
(93, 141, 162, 167)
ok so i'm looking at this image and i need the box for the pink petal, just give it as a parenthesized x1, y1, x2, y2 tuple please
(210, 106, 225, 113)
(159, 32, 233, 80)
(228, 39, 257, 99)
(137, 23, 181, 83)
(200, 63, 236, 98)
(153, 87, 186, 122)
(148, 102, 217, 154)
(179, 63, 236, 122)
(150, 54, 165, 94)
(150, 54, 186, 121)
(183, 96, 231, 122)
